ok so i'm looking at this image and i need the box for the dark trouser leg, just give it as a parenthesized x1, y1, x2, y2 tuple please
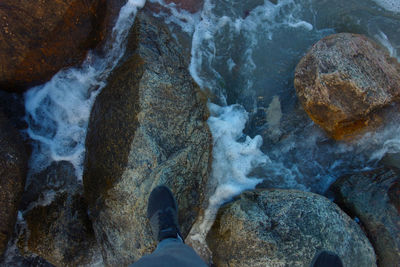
(129, 237, 207, 267)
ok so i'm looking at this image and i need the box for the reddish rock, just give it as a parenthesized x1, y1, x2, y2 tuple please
(163, 0, 203, 13)
(295, 33, 400, 140)
(0, 0, 113, 92)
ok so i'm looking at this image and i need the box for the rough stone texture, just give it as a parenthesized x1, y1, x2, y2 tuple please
(0, 0, 110, 92)
(17, 161, 102, 267)
(0, 111, 27, 257)
(20, 161, 77, 210)
(207, 189, 377, 267)
(294, 33, 400, 140)
(331, 167, 400, 267)
(83, 10, 212, 266)
(164, 0, 204, 13)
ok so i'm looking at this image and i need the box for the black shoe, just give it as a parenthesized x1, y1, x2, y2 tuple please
(311, 251, 343, 267)
(147, 185, 182, 242)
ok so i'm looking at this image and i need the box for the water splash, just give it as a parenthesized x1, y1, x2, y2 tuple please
(24, 0, 146, 179)
(186, 102, 269, 258)
(178, 0, 400, 255)
(149, 0, 201, 33)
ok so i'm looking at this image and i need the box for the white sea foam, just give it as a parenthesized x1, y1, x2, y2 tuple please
(188, 102, 269, 246)
(186, 0, 319, 247)
(149, 0, 201, 33)
(373, 0, 400, 13)
(189, 0, 314, 98)
(25, 0, 146, 180)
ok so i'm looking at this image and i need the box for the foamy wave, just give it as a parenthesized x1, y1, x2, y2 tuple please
(149, 0, 201, 33)
(187, 103, 269, 248)
(189, 0, 315, 101)
(25, 0, 146, 179)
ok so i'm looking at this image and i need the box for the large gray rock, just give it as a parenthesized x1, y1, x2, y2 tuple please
(17, 161, 102, 267)
(331, 167, 400, 267)
(83, 10, 212, 266)
(207, 189, 376, 267)
(0, 111, 27, 257)
(295, 33, 400, 140)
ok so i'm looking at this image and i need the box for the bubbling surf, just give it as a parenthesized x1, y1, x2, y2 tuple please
(25, 0, 146, 180)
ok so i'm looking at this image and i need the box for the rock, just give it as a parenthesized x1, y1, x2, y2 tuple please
(83, 10, 212, 266)
(0, 111, 27, 257)
(207, 189, 377, 267)
(294, 33, 400, 140)
(18, 161, 102, 267)
(20, 161, 77, 210)
(164, 0, 204, 13)
(331, 167, 400, 267)
(0, 0, 110, 92)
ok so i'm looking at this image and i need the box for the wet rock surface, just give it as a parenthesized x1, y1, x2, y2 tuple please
(164, 0, 204, 13)
(207, 189, 376, 267)
(17, 161, 102, 267)
(83, 10, 212, 266)
(295, 33, 400, 140)
(0, 111, 27, 257)
(331, 167, 400, 267)
(0, 0, 110, 92)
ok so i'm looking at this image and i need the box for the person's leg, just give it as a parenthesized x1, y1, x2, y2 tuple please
(310, 251, 343, 267)
(129, 185, 207, 267)
(131, 237, 207, 267)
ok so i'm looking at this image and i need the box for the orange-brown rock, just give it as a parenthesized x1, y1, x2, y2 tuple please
(0, 0, 113, 92)
(295, 33, 400, 140)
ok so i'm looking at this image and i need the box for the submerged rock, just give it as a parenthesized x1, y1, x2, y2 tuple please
(17, 161, 102, 266)
(207, 189, 376, 267)
(0, 0, 110, 92)
(295, 33, 400, 140)
(0, 111, 27, 257)
(331, 167, 400, 267)
(83, 10, 212, 266)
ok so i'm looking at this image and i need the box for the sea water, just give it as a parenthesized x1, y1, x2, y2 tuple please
(24, 0, 146, 180)
(18, 0, 400, 258)
(149, 0, 400, 243)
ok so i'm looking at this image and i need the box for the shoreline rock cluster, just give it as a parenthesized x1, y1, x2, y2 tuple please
(0, 2, 399, 267)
